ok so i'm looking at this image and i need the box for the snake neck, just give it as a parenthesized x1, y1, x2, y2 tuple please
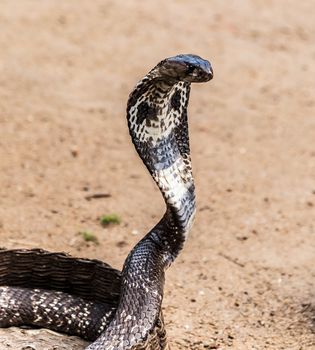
(127, 73, 196, 263)
(87, 69, 197, 350)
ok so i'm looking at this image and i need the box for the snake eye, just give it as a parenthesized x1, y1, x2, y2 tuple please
(186, 65, 196, 75)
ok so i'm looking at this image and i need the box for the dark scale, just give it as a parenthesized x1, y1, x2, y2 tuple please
(136, 101, 158, 125)
(0, 54, 213, 350)
(170, 89, 182, 111)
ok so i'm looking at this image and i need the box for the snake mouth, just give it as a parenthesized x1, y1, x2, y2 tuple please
(158, 54, 213, 83)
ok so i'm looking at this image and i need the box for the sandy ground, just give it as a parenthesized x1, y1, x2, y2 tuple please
(0, 1, 315, 349)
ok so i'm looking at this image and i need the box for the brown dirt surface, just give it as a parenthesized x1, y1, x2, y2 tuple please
(0, 1, 315, 349)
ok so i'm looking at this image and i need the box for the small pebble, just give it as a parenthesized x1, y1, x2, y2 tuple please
(70, 146, 79, 157)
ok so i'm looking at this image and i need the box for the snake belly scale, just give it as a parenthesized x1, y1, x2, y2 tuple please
(0, 54, 213, 349)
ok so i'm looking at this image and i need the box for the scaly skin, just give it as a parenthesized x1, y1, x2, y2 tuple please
(0, 54, 213, 349)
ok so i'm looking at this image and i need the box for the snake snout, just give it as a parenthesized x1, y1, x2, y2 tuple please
(191, 63, 213, 83)
(182, 55, 213, 83)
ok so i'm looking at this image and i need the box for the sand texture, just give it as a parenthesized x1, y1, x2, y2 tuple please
(0, 0, 314, 349)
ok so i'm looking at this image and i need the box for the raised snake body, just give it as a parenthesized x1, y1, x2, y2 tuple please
(0, 54, 213, 349)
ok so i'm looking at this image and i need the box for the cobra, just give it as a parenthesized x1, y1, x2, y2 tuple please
(0, 54, 213, 349)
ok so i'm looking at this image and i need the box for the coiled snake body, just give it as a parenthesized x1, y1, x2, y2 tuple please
(0, 54, 213, 349)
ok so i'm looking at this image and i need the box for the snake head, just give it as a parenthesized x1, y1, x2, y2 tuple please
(157, 54, 213, 83)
